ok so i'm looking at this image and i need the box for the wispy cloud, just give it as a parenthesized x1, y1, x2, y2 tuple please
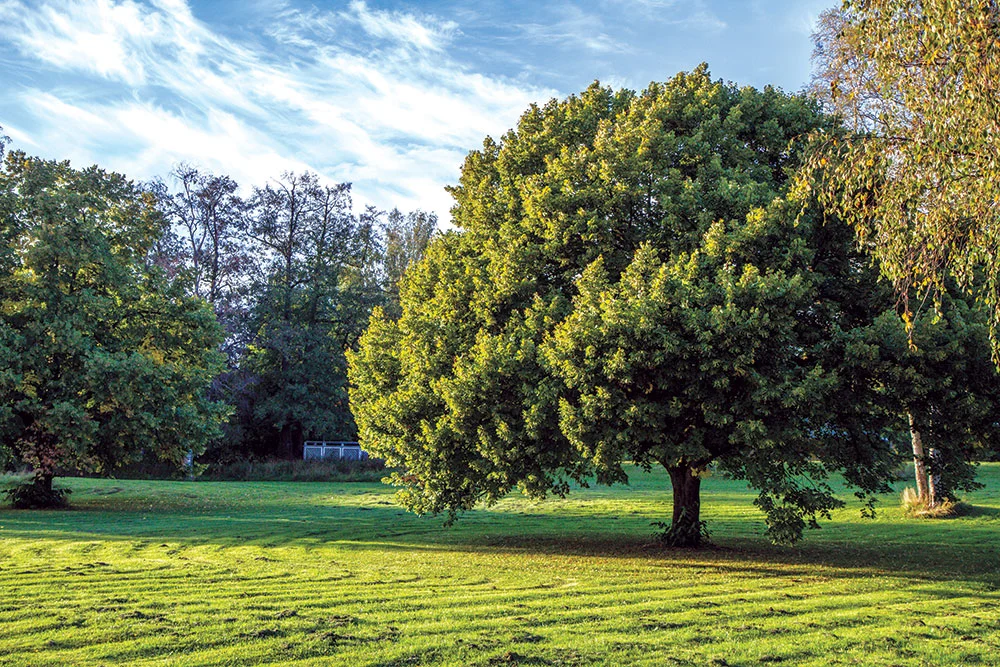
(517, 4, 630, 54)
(0, 0, 553, 219)
(0, 0, 160, 85)
(345, 0, 458, 52)
(615, 0, 727, 33)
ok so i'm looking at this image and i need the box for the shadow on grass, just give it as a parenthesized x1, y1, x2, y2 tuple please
(387, 528, 1000, 583)
(4, 498, 1000, 589)
(961, 504, 1000, 519)
(4, 473, 1000, 587)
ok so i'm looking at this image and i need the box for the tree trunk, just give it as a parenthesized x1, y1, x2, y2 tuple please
(278, 422, 305, 460)
(666, 464, 703, 547)
(279, 423, 294, 460)
(927, 447, 940, 507)
(292, 422, 303, 460)
(908, 411, 930, 504)
(36, 472, 53, 495)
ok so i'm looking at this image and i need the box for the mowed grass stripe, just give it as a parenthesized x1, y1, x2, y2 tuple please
(2, 465, 1000, 665)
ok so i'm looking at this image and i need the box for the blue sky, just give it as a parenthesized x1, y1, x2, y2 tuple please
(0, 0, 832, 221)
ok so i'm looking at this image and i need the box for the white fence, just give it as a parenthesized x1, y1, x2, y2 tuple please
(303, 441, 369, 461)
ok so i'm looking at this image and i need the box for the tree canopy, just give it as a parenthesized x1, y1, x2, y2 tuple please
(349, 67, 944, 545)
(0, 149, 228, 505)
(839, 292, 1000, 507)
(807, 0, 1000, 346)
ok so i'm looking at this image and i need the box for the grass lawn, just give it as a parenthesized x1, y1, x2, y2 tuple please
(1, 465, 999, 666)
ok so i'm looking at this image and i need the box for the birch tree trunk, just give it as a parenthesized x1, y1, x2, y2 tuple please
(927, 448, 940, 507)
(908, 411, 930, 504)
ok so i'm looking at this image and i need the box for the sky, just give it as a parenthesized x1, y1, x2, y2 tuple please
(0, 0, 833, 223)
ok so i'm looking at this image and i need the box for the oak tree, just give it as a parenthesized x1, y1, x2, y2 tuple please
(0, 149, 227, 505)
(350, 69, 913, 545)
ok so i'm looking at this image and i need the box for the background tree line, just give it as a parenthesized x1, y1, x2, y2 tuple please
(151, 166, 436, 463)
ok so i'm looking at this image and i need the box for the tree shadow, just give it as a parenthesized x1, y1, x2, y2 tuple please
(337, 523, 1000, 584)
(961, 503, 1000, 519)
(2, 479, 999, 587)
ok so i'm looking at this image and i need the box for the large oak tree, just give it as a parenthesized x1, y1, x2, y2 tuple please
(348, 68, 990, 545)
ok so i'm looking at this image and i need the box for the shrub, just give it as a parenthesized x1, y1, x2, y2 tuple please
(3, 478, 71, 509)
(900, 487, 966, 518)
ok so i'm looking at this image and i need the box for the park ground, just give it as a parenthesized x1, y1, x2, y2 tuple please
(1, 466, 999, 666)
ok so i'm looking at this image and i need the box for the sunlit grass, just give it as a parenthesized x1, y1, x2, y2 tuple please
(1, 465, 999, 665)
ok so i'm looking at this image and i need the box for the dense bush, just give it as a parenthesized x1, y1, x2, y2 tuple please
(3, 478, 71, 509)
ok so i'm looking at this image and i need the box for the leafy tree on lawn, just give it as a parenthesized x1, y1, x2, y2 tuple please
(806, 1, 1000, 348)
(840, 295, 1000, 509)
(0, 149, 227, 506)
(808, 2, 1000, 502)
(350, 68, 918, 545)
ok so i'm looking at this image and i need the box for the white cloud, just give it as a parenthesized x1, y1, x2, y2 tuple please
(19, 90, 313, 188)
(0, 0, 555, 222)
(518, 4, 630, 54)
(0, 121, 40, 150)
(0, 0, 160, 85)
(345, 0, 458, 52)
(615, 0, 727, 33)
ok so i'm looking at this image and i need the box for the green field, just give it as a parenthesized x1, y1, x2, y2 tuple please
(2, 466, 999, 666)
